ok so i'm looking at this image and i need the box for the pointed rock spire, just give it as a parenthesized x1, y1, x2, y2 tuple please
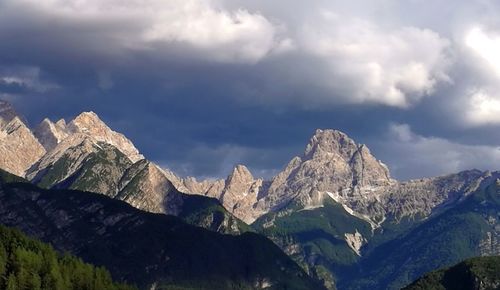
(219, 164, 263, 223)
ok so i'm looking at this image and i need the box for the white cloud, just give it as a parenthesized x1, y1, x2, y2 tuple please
(142, 2, 286, 63)
(383, 123, 500, 179)
(297, 15, 452, 107)
(9, 0, 287, 63)
(446, 26, 500, 127)
(0, 66, 59, 93)
(464, 89, 500, 126)
(466, 27, 500, 77)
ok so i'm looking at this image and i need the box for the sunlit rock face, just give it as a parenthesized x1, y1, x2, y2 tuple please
(0, 101, 45, 177)
(67, 111, 144, 162)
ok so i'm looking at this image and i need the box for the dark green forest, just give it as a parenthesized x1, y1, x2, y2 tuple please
(0, 225, 135, 290)
(403, 256, 500, 290)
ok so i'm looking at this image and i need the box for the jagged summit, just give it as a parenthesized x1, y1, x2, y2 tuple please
(228, 164, 255, 183)
(304, 129, 359, 159)
(253, 129, 394, 215)
(219, 164, 263, 221)
(31, 110, 144, 163)
(66, 111, 144, 162)
(68, 111, 102, 132)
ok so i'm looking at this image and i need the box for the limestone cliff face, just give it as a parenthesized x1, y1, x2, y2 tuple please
(0, 102, 45, 177)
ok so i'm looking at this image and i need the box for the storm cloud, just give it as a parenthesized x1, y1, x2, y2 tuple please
(1, 0, 500, 180)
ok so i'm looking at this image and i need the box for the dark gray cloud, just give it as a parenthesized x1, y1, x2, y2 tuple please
(1, 0, 500, 180)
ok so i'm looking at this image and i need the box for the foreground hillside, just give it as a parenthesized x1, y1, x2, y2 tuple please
(0, 171, 324, 290)
(0, 224, 135, 290)
(403, 256, 500, 290)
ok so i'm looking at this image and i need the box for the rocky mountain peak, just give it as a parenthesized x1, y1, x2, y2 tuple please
(68, 111, 105, 133)
(304, 129, 359, 159)
(67, 111, 144, 162)
(254, 129, 394, 216)
(228, 164, 255, 184)
(218, 165, 263, 223)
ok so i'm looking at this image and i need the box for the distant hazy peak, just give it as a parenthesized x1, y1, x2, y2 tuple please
(34, 118, 69, 151)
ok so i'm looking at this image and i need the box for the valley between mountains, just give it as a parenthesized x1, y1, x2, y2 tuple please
(0, 100, 498, 290)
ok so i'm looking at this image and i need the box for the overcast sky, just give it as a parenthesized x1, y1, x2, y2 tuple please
(2, 0, 500, 180)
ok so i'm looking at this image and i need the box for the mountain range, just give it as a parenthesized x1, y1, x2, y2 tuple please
(0, 100, 498, 289)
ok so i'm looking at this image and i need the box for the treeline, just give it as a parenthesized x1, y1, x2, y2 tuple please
(0, 225, 136, 290)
